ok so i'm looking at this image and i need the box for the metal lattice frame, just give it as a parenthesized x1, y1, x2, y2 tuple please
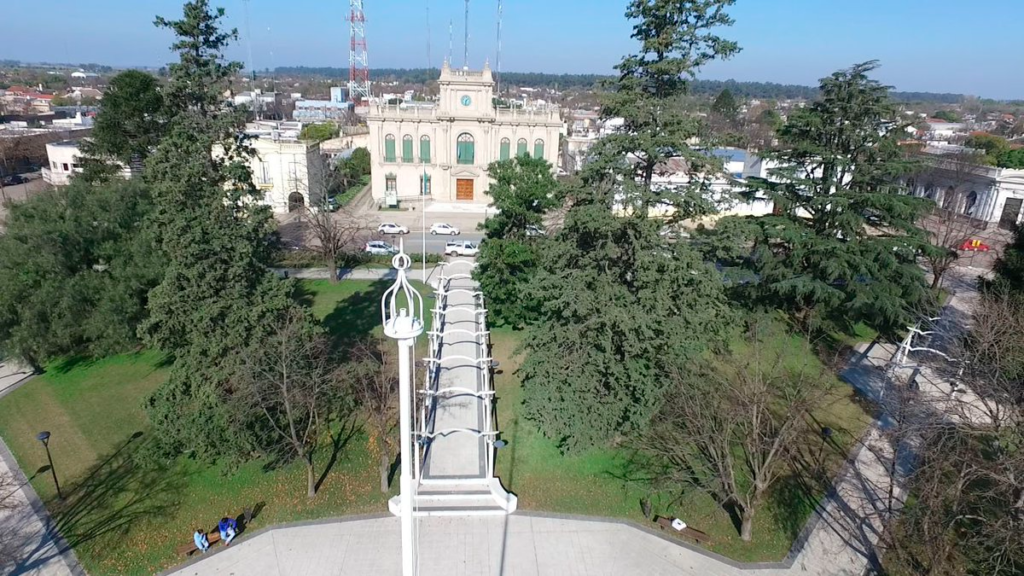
(348, 0, 370, 102)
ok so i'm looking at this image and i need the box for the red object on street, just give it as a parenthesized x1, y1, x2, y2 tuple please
(959, 239, 990, 252)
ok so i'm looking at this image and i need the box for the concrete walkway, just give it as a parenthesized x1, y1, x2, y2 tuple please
(421, 264, 487, 480)
(0, 362, 80, 576)
(277, 266, 443, 286)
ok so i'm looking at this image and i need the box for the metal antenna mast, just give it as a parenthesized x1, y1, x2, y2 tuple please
(463, 0, 470, 68)
(242, 0, 255, 86)
(448, 19, 454, 65)
(496, 0, 502, 95)
(426, 0, 432, 69)
(348, 0, 370, 102)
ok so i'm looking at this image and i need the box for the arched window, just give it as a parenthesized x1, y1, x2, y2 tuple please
(384, 134, 396, 162)
(456, 133, 475, 165)
(516, 138, 528, 157)
(499, 138, 511, 161)
(288, 192, 305, 212)
(534, 138, 545, 160)
(964, 191, 978, 217)
(401, 135, 414, 162)
(420, 135, 431, 163)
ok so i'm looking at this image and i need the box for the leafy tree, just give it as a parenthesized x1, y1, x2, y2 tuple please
(965, 133, 1010, 166)
(299, 122, 338, 143)
(757, 108, 782, 130)
(473, 156, 559, 326)
(997, 147, 1024, 169)
(141, 0, 297, 460)
(348, 146, 370, 177)
(719, 62, 934, 339)
(518, 0, 737, 452)
(932, 109, 960, 123)
(992, 226, 1024, 295)
(711, 88, 739, 122)
(80, 70, 166, 180)
(0, 180, 163, 370)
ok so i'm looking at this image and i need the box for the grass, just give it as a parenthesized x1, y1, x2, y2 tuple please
(0, 279, 430, 575)
(332, 174, 369, 207)
(492, 325, 872, 563)
(0, 278, 868, 570)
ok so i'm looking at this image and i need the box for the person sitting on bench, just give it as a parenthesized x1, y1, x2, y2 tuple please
(218, 517, 238, 546)
(193, 529, 210, 553)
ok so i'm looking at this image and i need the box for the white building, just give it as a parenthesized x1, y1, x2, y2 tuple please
(42, 139, 130, 185)
(366, 62, 564, 206)
(908, 153, 1024, 230)
(240, 122, 328, 213)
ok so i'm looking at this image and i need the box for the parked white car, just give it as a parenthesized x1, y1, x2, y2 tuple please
(364, 241, 397, 255)
(430, 222, 460, 236)
(525, 225, 545, 237)
(445, 241, 479, 257)
(377, 222, 409, 235)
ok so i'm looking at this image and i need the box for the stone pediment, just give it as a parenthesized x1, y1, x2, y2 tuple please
(449, 165, 481, 177)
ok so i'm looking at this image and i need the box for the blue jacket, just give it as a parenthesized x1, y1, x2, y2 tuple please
(219, 518, 237, 533)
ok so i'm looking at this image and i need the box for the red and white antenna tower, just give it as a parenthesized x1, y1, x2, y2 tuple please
(348, 0, 370, 102)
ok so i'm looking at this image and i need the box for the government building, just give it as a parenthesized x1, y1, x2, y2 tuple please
(366, 62, 564, 206)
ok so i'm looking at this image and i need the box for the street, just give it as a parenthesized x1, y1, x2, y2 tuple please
(376, 231, 486, 255)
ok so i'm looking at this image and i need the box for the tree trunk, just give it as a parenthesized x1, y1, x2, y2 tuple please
(379, 450, 390, 493)
(306, 454, 316, 498)
(740, 506, 754, 542)
(327, 253, 339, 283)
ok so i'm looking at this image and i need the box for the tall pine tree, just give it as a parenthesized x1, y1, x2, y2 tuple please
(141, 0, 296, 459)
(719, 62, 934, 339)
(519, 0, 738, 452)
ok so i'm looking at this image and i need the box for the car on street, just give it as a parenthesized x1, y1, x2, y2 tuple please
(364, 240, 398, 255)
(445, 241, 479, 257)
(430, 222, 460, 236)
(0, 174, 27, 186)
(377, 222, 409, 235)
(525, 225, 545, 237)
(325, 196, 340, 212)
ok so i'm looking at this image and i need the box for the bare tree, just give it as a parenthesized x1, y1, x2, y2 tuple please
(234, 309, 340, 498)
(304, 205, 373, 279)
(883, 292, 1024, 575)
(345, 337, 399, 493)
(915, 150, 988, 289)
(639, 321, 836, 541)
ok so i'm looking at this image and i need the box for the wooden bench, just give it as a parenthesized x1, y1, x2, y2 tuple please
(175, 506, 259, 557)
(655, 516, 713, 545)
(175, 530, 222, 557)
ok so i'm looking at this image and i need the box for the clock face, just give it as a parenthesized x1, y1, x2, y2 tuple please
(460, 95, 472, 107)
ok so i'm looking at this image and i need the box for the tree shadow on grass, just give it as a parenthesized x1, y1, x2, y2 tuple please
(11, 431, 185, 574)
(315, 419, 361, 493)
(321, 279, 394, 352)
(52, 431, 184, 549)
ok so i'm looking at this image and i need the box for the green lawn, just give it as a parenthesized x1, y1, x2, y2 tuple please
(0, 279, 430, 575)
(492, 325, 871, 562)
(0, 278, 868, 571)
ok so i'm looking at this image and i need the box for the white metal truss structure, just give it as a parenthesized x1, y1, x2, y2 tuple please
(348, 0, 370, 102)
(386, 260, 516, 517)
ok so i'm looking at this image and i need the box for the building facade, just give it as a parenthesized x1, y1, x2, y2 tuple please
(241, 122, 328, 214)
(366, 63, 564, 206)
(42, 139, 131, 185)
(908, 159, 1024, 230)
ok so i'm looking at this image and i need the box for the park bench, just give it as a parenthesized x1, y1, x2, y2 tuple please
(175, 505, 258, 557)
(654, 516, 712, 546)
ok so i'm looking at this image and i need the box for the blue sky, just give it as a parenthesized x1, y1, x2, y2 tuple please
(3, 0, 1022, 99)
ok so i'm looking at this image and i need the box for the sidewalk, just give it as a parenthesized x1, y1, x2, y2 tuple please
(277, 266, 443, 286)
(0, 361, 80, 576)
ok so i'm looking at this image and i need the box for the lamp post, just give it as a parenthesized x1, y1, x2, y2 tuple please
(36, 431, 63, 500)
(381, 240, 423, 576)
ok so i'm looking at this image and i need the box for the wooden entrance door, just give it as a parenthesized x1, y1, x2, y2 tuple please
(999, 198, 1022, 230)
(455, 178, 474, 201)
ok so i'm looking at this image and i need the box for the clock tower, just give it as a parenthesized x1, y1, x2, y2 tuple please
(437, 60, 495, 120)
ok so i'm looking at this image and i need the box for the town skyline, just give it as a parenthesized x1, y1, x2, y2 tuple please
(2, 0, 1023, 100)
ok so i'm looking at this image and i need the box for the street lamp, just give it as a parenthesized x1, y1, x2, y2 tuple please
(36, 431, 63, 500)
(381, 240, 424, 576)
